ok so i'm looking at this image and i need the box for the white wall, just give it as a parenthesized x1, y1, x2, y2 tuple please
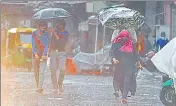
(93, 1, 106, 13)
(86, 2, 94, 13)
(86, 1, 106, 13)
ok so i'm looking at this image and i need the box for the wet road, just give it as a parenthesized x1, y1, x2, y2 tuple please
(1, 68, 164, 106)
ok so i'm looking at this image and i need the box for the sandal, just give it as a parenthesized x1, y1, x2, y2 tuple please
(121, 98, 128, 104)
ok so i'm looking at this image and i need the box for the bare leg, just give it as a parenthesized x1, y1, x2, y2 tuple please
(33, 58, 40, 88)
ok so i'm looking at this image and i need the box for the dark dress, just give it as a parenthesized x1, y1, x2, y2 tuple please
(110, 42, 139, 99)
(110, 43, 124, 93)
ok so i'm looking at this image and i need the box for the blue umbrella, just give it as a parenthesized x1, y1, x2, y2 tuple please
(32, 8, 70, 19)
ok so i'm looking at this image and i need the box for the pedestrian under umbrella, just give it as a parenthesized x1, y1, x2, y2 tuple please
(32, 8, 70, 20)
(110, 30, 142, 104)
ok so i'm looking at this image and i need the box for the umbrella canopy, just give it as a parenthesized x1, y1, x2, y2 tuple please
(32, 8, 70, 19)
(98, 7, 145, 30)
(87, 15, 100, 25)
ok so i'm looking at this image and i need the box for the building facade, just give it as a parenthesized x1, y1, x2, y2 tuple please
(145, 1, 175, 40)
(1, 2, 34, 28)
(171, 3, 176, 38)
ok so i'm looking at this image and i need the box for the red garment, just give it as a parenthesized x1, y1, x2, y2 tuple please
(112, 30, 133, 53)
(32, 33, 44, 56)
(57, 34, 62, 38)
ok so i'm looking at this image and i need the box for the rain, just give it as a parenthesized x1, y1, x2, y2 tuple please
(1, 1, 176, 106)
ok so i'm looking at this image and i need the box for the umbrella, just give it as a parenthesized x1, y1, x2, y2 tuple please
(98, 7, 145, 30)
(87, 15, 100, 25)
(32, 8, 70, 19)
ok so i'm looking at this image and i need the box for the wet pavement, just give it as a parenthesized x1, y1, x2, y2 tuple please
(1, 68, 164, 106)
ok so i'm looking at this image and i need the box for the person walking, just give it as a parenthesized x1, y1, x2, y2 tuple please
(111, 30, 142, 104)
(49, 19, 69, 93)
(32, 21, 50, 93)
(110, 37, 124, 98)
(156, 31, 169, 52)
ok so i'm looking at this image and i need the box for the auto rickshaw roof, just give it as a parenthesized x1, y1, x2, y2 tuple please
(7, 28, 37, 35)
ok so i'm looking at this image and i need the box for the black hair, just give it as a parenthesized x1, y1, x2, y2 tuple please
(161, 31, 166, 36)
(39, 21, 47, 27)
(56, 19, 66, 28)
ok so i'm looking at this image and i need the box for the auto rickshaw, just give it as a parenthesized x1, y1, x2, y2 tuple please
(5, 28, 36, 71)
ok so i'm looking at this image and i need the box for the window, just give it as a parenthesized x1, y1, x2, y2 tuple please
(19, 33, 32, 44)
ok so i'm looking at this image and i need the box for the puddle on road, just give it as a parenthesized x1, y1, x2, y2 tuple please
(64, 80, 112, 86)
(47, 97, 64, 100)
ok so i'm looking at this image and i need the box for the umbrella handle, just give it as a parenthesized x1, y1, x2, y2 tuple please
(52, 20, 54, 27)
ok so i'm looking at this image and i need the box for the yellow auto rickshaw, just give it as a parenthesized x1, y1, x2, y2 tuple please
(5, 28, 36, 71)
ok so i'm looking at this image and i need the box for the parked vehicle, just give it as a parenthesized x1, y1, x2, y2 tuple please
(5, 28, 36, 71)
(140, 50, 157, 72)
(160, 73, 175, 106)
